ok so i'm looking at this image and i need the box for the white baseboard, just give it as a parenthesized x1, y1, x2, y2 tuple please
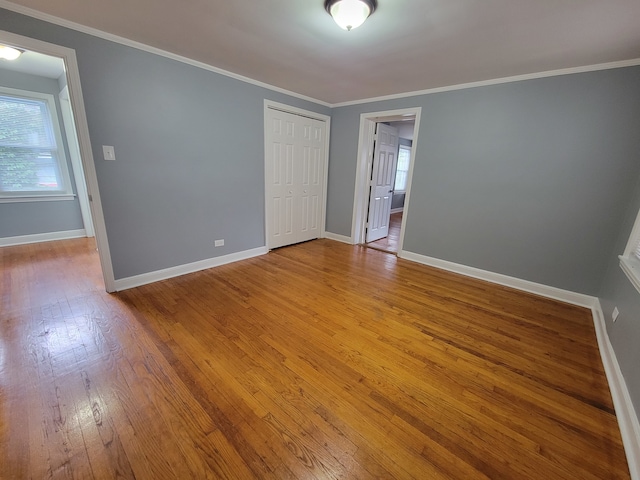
(113, 246, 268, 291)
(324, 232, 353, 245)
(399, 250, 597, 308)
(592, 301, 640, 480)
(390, 208, 404, 214)
(0, 229, 86, 247)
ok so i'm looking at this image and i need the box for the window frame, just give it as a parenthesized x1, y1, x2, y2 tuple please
(394, 144, 411, 193)
(0, 86, 74, 203)
(619, 207, 640, 294)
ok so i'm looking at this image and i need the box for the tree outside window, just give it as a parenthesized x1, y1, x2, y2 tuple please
(0, 88, 71, 198)
(394, 145, 411, 192)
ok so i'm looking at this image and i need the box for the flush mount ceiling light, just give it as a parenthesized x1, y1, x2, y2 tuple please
(0, 45, 23, 61)
(325, 0, 377, 31)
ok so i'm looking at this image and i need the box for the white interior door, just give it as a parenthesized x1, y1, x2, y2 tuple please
(366, 123, 399, 243)
(266, 108, 326, 249)
(299, 117, 324, 243)
(268, 111, 296, 249)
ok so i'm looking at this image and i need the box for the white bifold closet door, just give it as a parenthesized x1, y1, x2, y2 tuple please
(266, 108, 326, 249)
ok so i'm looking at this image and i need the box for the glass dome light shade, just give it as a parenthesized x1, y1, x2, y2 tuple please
(0, 45, 22, 61)
(326, 0, 376, 31)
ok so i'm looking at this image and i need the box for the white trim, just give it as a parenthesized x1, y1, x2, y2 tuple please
(395, 144, 412, 192)
(332, 58, 640, 107)
(623, 208, 640, 257)
(265, 100, 329, 121)
(0, 30, 116, 292)
(113, 246, 268, 291)
(591, 301, 640, 480)
(263, 100, 331, 250)
(351, 107, 422, 254)
(324, 232, 353, 245)
(62, 39, 115, 291)
(3, 2, 638, 109)
(619, 256, 640, 295)
(622, 210, 640, 257)
(390, 207, 404, 214)
(618, 208, 640, 295)
(0, 85, 74, 198)
(351, 116, 376, 244)
(0, 228, 85, 247)
(59, 85, 94, 237)
(0, 1, 330, 108)
(398, 250, 597, 308)
(0, 194, 75, 203)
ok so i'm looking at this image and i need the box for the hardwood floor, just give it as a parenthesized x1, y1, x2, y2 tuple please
(0, 238, 630, 479)
(366, 212, 402, 253)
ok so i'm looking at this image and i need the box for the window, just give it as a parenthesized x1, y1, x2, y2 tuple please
(394, 145, 411, 192)
(0, 87, 73, 202)
(619, 207, 640, 294)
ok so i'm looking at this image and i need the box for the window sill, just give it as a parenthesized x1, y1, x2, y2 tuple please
(619, 255, 640, 295)
(0, 194, 76, 204)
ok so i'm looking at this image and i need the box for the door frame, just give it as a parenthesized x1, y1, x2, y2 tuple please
(59, 85, 94, 238)
(0, 29, 116, 292)
(350, 107, 422, 254)
(263, 100, 331, 250)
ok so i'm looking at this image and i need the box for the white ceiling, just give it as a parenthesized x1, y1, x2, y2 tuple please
(0, 50, 65, 79)
(3, 0, 640, 104)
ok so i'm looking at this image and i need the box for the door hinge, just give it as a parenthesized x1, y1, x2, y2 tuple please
(88, 194, 93, 202)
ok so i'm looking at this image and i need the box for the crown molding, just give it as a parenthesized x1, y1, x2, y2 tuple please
(331, 58, 640, 107)
(1, 1, 639, 109)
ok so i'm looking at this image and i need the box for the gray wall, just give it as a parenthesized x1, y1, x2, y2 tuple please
(327, 68, 640, 421)
(391, 193, 405, 211)
(0, 68, 84, 238)
(2, 5, 639, 420)
(0, 8, 329, 280)
(599, 173, 640, 421)
(328, 67, 640, 296)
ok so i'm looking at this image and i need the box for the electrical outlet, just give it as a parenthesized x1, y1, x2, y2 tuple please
(214, 239, 224, 247)
(612, 307, 619, 322)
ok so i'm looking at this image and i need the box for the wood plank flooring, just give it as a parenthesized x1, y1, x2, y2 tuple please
(0, 237, 631, 479)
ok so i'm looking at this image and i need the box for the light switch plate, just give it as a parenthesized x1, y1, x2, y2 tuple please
(103, 145, 116, 161)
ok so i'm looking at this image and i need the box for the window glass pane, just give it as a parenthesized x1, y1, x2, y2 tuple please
(0, 94, 63, 194)
(0, 96, 54, 147)
(395, 146, 411, 191)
